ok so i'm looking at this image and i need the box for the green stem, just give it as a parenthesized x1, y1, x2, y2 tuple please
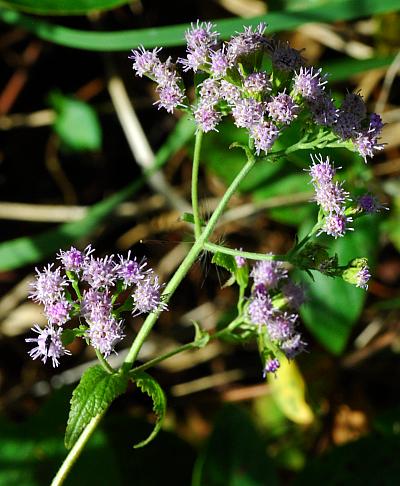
(121, 152, 256, 372)
(204, 242, 288, 261)
(52, 149, 256, 486)
(50, 412, 105, 486)
(130, 341, 197, 374)
(131, 317, 244, 374)
(95, 349, 114, 374)
(192, 129, 203, 239)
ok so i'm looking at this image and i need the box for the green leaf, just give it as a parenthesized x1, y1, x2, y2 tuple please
(235, 264, 249, 289)
(49, 92, 102, 152)
(61, 326, 87, 346)
(192, 404, 278, 486)
(1, 0, 398, 51)
(130, 371, 167, 449)
(0, 0, 133, 15)
(65, 366, 129, 449)
(211, 251, 236, 274)
(0, 116, 194, 271)
(299, 216, 379, 355)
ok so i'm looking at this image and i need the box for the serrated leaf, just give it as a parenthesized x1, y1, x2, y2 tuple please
(211, 252, 236, 274)
(269, 359, 314, 425)
(49, 91, 102, 152)
(130, 371, 166, 449)
(65, 365, 128, 449)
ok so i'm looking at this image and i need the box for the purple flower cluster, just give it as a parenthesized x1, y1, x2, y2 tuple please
(309, 154, 353, 238)
(246, 258, 306, 376)
(129, 47, 185, 113)
(27, 247, 167, 366)
(130, 21, 384, 162)
(131, 20, 384, 160)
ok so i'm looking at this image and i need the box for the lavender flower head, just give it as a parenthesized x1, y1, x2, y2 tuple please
(29, 264, 67, 306)
(293, 66, 327, 99)
(250, 258, 287, 289)
(355, 265, 371, 290)
(26, 324, 71, 367)
(250, 121, 279, 155)
(57, 245, 94, 273)
(226, 23, 268, 64)
(129, 46, 162, 77)
(133, 274, 167, 315)
(321, 213, 353, 239)
(82, 254, 117, 289)
(87, 316, 125, 357)
(231, 97, 265, 129)
(308, 154, 337, 185)
(243, 72, 271, 95)
(45, 300, 72, 326)
(117, 251, 149, 286)
(180, 21, 219, 72)
(248, 291, 273, 325)
(235, 253, 246, 268)
(267, 312, 297, 342)
(266, 92, 299, 125)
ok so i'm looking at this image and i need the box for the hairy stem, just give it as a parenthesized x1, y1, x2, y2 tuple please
(51, 412, 105, 486)
(192, 129, 203, 239)
(122, 152, 256, 371)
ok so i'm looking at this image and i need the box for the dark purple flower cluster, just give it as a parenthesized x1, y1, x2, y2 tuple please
(309, 154, 353, 238)
(27, 247, 167, 367)
(130, 21, 384, 162)
(246, 258, 306, 376)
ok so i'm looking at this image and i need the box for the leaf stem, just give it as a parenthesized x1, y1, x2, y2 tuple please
(95, 349, 115, 374)
(204, 242, 288, 261)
